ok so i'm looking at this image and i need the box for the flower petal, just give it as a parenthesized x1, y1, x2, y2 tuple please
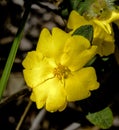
(93, 11, 119, 34)
(30, 83, 49, 109)
(93, 19, 112, 34)
(93, 24, 115, 56)
(31, 78, 67, 112)
(67, 10, 91, 29)
(61, 35, 97, 71)
(65, 67, 99, 101)
(52, 28, 71, 58)
(23, 57, 55, 88)
(36, 28, 52, 57)
(106, 11, 119, 24)
(36, 27, 70, 60)
(46, 78, 67, 112)
(22, 51, 43, 69)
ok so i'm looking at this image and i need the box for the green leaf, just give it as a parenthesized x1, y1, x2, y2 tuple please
(72, 25, 93, 42)
(86, 107, 113, 129)
(70, 0, 81, 9)
(69, 0, 94, 15)
(69, 0, 84, 14)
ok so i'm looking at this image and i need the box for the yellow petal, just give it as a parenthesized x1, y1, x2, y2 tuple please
(61, 35, 97, 71)
(106, 11, 119, 23)
(22, 51, 43, 69)
(65, 67, 99, 101)
(67, 10, 91, 29)
(31, 78, 67, 112)
(93, 19, 112, 34)
(36, 27, 70, 60)
(46, 78, 67, 112)
(51, 28, 71, 61)
(92, 11, 119, 34)
(93, 24, 115, 56)
(23, 57, 55, 88)
(30, 82, 49, 109)
(36, 28, 52, 57)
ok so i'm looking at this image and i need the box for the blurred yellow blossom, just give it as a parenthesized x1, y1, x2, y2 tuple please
(93, 11, 119, 34)
(22, 27, 99, 112)
(67, 10, 115, 56)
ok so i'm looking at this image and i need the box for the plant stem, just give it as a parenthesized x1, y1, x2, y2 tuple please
(0, 3, 31, 100)
(16, 100, 32, 130)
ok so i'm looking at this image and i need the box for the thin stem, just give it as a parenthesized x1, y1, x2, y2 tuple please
(0, 3, 31, 100)
(16, 100, 32, 130)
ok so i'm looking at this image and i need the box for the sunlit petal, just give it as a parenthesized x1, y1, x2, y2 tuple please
(61, 36, 97, 71)
(36, 27, 70, 60)
(23, 57, 55, 88)
(31, 78, 67, 112)
(46, 78, 67, 112)
(30, 82, 49, 109)
(22, 51, 43, 69)
(52, 28, 71, 60)
(65, 67, 99, 101)
(36, 28, 52, 57)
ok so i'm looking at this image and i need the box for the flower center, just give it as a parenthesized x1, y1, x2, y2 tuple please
(53, 64, 71, 80)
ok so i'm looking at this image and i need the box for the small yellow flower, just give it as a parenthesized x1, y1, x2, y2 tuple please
(93, 11, 119, 34)
(67, 10, 115, 56)
(22, 27, 99, 112)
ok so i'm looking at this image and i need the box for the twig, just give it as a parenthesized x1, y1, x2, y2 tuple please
(16, 100, 32, 130)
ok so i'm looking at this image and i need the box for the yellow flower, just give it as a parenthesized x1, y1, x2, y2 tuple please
(22, 27, 99, 112)
(67, 10, 115, 56)
(93, 11, 119, 34)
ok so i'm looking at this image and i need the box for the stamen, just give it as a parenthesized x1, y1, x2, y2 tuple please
(53, 64, 71, 80)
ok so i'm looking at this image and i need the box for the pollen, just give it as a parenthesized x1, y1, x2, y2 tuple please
(53, 64, 71, 80)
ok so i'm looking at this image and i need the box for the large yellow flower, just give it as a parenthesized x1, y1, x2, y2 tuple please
(67, 10, 115, 56)
(22, 27, 99, 112)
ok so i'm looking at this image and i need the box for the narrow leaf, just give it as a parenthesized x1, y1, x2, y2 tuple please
(0, 4, 31, 100)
